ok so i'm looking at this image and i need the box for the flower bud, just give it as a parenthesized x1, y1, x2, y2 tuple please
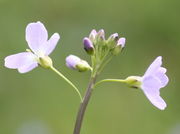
(38, 56, 53, 69)
(83, 37, 94, 55)
(125, 76, 142, 88)
(108, 33, 119, 42)
(89, 29, 97, 41)
(66, 55, 91, 72)
(112, 37, 126, 55)
(97, 29, 105, 40)
(117, 37, 126, 48)
(76, 60, 91, 72)
(107, 33, 119, 48)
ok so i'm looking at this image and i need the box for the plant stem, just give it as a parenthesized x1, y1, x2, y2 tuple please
(94, 79, 126, 88)
(50, 66, 83, 102)
(73, 76, 97, 134)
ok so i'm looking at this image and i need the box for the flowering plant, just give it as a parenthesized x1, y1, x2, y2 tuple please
(4, 21, 169, 134)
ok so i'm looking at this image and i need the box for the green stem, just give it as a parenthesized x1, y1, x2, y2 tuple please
(50, 66, 83, 102)
(73, 76, 97, 134)
(95, 79, 126, 88)
(97, 54, 113, 74)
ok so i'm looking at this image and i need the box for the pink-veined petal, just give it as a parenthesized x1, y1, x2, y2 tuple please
(44, 33, 60, 55)
(144, 56, 162, 76)
(143, 88, 167, 110)
(26, 21, 48, 54)
(4, 52, 38, 73)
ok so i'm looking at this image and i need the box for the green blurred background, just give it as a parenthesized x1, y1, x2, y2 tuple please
(0, 0, 179, 134)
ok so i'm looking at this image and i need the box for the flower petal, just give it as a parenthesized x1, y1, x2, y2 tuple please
(142, 75, 162, 91)
(44, 33, 60, 55)
(18, 62, 38, 73)
(144, 56, 162, 76)
(142, 76, 167, 110)
(143, 88, 167, 110)
(4, 52, 38, 73)
(26, 21, 48, 54)
(156, 67, 169, 88)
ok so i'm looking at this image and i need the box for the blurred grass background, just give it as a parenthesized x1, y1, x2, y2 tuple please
(0, 0, 179, 134)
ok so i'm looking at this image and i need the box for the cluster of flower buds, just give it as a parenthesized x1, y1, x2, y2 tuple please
(83, 29, 105, 55)
(66, 29, 126, 73)
(83, 29, 126, 56)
